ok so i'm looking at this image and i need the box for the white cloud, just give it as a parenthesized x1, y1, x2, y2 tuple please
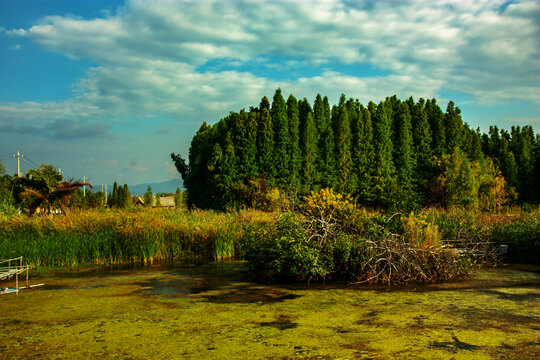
(2, 0, 539, 130)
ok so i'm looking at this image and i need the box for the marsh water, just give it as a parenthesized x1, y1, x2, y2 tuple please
(1, 262, 539, 359)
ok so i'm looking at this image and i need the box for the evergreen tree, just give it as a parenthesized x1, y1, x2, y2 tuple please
(233, 110, 258, 178)
(123, 184, 131, 208)
(445, 149, 478, 208)
(313, 94, 325, 136)
(511, 126, 535, 202)
(347, 98, 361, 195)
(299, 103, 317, 193)
(171, 122, 216, 209)
(271, 88, 290, 185)
(392, 102, 415, 205)
(334, 95, 353, 194)
(410, 98, 433, 204)
(371, 101, 396, 206)
(287, 94, 302, 190)
(208, 132, 237, 208)
(110, 182, 118, 208)
(426, 99, 446, 157)
(257, 107, 275, 181)
(498, 136, 519, 196)
(487, 126, 501, 159)
(259, 96, 270, 112)
(444, 101, 463, 153)
(357, 107, 376, 204)
(174, 187, 183, 208)
(143, 186, 153, 207)
(171, 89, 538, 209)
(318, 96, 336, 189)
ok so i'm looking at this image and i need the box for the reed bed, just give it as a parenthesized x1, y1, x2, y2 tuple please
(422, 206, 540, 264)
(0, 208, 275, 267)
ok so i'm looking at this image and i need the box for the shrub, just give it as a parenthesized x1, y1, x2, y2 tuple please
(241, 189, 467, 284)
(240, 213, 329, 281)
(401, 211, 442, 249)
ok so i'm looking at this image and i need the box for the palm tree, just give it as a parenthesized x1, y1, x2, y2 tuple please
(17, 164, 91, 216)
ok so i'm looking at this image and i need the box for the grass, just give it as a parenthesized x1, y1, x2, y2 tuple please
(423, 206, 540, 264)
(1, 206, 538, 271)
(0, 208, 275, 267)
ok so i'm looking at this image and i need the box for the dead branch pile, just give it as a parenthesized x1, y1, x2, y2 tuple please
(353, 235, 463, 285)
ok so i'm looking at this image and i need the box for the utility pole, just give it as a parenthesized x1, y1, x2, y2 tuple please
(83, 176, 86, 197)
(15, 151, 22, 177)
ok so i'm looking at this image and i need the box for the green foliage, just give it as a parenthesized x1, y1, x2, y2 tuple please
(257, 107, 275, 181)
(241, 190, 473, 284)
(425, 207, 539, 265)
(430, 149, 510, 211)
(271, 88, 290, 186)
(172, 89, 537, 210)
(334, 95, 353, 194)
(174, 187, 184, 208)
(490, 208, 540, 264)
(409, 98, 433, 204)
(299, 99, 317, 193)
(240, 213, 329, 281)
(230, 177, 282, 211)
(356, 107, 376, 205)
(123, 184, 131, 208)
(143, 186, 153, 207)
(0, 173, 18, 216)
(17, 164, 90, 215)
(371, 101, 396, 207)
(426, 98, 446, 157)
(393, 101, 415, 206)
(286, 94, 302, 190)
(444, 101, 463, 153)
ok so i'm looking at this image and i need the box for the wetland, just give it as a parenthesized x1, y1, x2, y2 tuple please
(1, 262, 539, 359)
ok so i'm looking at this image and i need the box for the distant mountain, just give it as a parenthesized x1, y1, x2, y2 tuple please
(127, 179, 184, 195)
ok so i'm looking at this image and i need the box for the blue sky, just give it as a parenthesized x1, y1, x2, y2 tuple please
(1, 0, 539, 186)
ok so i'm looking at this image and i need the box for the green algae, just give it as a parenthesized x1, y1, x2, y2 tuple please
(1, 263, 539, 359)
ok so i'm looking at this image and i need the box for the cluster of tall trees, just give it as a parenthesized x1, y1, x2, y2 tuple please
(172, 89, 539, 210)
(108, 182, 132, 208)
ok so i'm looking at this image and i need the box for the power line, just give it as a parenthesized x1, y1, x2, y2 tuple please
(21, 155, 40, 169)
(3, 150, 92, 184)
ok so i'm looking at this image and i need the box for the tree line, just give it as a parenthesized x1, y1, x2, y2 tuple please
(172, 89, 539, 210)
(0, 163, 186, 215)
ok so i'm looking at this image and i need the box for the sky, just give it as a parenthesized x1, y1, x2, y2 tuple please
(0, 0, 539, 186)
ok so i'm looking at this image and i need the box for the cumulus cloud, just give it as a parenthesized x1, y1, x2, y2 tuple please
(2, 0, 539, 128)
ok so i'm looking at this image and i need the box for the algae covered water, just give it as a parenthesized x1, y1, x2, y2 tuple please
(1, 263, 538, 359)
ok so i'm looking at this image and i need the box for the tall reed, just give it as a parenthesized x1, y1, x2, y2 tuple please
(0, 208, 275, 267)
